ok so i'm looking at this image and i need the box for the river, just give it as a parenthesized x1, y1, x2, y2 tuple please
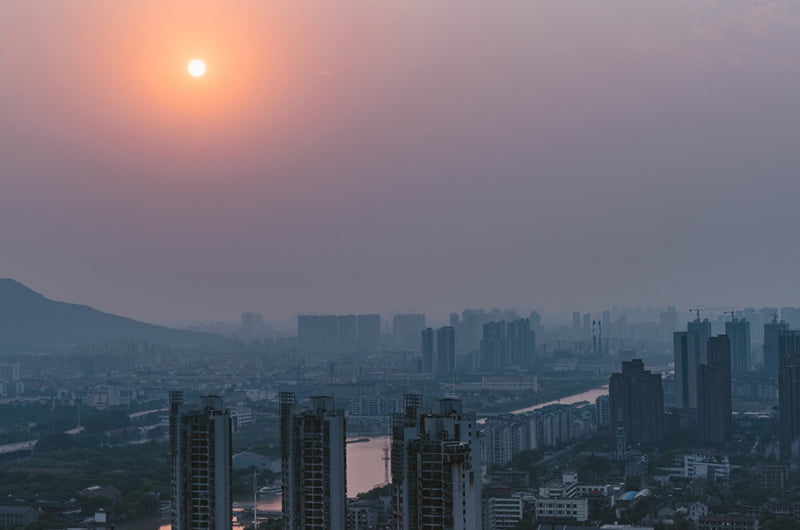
(258, 383, 609, 510)
(255, 435, 389, 512)
(508, 384, 608, 415)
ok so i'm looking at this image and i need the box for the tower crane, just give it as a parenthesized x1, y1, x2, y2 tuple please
(688, 307, 729, 320)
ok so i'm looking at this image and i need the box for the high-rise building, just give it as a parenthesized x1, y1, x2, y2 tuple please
(779, 334, 800, 457)
(458, 309, 485, 352)
(391, 395, 481, 530)
(338, 315, 358, 353)
(170, 393, 232, 530)
(297, 315, 340, 354)
(169, 391, 183, 530)
(779, 330, 800, 366)
(688, 318, 712, 363)
(450, 312, 460, 327)
(674, 331, 699, 408)
(480, 321, 507, 371)
(697, 336, 732, 444)
(507, 318, 536, 367)
(421, 328, 435, 374)
(582, 313, 591, 339)
(357, 314, 381, 353)
(280, 393, 347, 530)
(660, 306, 678, 339)
(240, 312, 265, 339)
(595, 395, 610, 429)
(436, 326, 456, 376)
(765, 317, 789, 378)
(529, 311, 542, 337)
(725, 317, 751, 375)
(602, 310, 612, 339)
(782, 307, 800, 328)
(393, 314, 426, 351)
(608, 359, 664, 444)
(572, 312, 581, 337)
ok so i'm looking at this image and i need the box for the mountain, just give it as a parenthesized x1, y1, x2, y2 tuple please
(0, 279, 228, 352)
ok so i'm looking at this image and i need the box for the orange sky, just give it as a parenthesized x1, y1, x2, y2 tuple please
(2, 1, 800, 323)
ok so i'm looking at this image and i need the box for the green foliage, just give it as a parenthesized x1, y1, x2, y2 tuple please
(761, 516, 800, 530)
(0, 440, 169, 522)
(357, 483, 391, 500)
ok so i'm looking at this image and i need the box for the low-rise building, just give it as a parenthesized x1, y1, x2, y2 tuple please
(663, 454, 731, 480)
(689, 501, 708, 521)
(698, 514, 759, 530)
(535, 497, 589, 523)
(485, 495, 524, 529)
(535, 472, 589, 523)
(754, 464, 788, 492)
(0, 505, 40, 527)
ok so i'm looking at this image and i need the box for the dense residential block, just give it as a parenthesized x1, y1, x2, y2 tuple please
(280, 392, 347, 530)
(169, 392, 232, 530)
(609, 359, 664, 444)
(391, 394, 481, 530)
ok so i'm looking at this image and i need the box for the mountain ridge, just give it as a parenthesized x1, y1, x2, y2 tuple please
(0, 278, 228, 352)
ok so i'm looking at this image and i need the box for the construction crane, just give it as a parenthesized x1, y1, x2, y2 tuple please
(382, 432, 391, 485)
(689, 307, 729, 320)
(723, 308, 740, 321)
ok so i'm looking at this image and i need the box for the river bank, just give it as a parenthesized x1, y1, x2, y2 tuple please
(467, 376, 608, 416)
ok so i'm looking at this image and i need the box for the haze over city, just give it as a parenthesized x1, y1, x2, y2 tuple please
(3, 1, 800, 324)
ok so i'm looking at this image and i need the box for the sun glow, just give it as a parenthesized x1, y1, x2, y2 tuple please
(188, 59, 206, 77)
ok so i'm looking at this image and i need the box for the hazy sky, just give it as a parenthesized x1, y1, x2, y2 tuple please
(2, 1, 800, 325)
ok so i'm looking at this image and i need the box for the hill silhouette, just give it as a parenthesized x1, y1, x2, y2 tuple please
(0, 279, 228, 352)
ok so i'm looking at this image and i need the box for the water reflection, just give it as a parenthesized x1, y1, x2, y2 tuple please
(250, 436, 390, 512)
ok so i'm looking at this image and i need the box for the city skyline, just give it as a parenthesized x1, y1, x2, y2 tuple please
(3, 1, 800, 528)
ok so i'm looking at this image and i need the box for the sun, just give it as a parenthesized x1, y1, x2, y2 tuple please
(188, 59, 206, 77)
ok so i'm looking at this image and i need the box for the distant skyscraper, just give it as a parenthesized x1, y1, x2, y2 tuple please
(725, 317, 751, 374)
(572, 311, 581, 337)
(529, 311, 542, 336)
(436, 326, 456, 376)
(391, 395, 481, 530)
(240, 312, 264, 339)
(280, 393, 347, 530)
(618, 314, 628, 337)
(582, 313, 591, 338)
(608, 359, 664, 444)
(480, 321, 507, 371)
(421, 328, 435, 374)
(459, 309, 485, 352)
(297, 315, 340, 354)
(338, 314, 358, 353)
(602, 310, 612, 339)
(660, 306, 678, 338)
(393, 314, 426, 351)
(170, 393, 232, 530)
(357, 314, 381, 353)
(507, 318, 536, 367)
(449, 312, 460, 327)
(674, 331, 699, 408)
(697, 336, 732, 444)
(765, 317, 790, 377)
(782, 307, 800, 328)
(688, 318, 712, 363)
